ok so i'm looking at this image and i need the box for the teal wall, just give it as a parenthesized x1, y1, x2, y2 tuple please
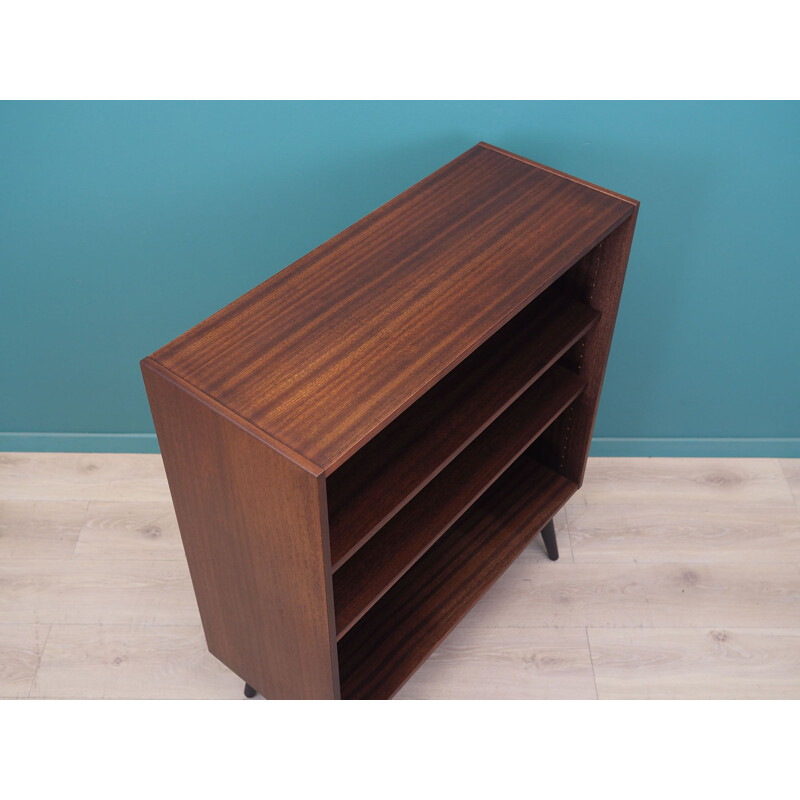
(1, 102, 798, 456)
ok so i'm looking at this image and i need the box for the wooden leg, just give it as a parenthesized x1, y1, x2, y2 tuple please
(244, 683, 257, 698)
(540, 519, 559, 561)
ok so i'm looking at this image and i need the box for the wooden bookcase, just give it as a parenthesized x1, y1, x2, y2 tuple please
(141, 143, 638, 699)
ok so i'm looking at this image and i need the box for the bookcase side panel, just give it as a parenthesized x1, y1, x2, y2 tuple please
(537, 209, 638, 485)
(142, 359, 339, 699)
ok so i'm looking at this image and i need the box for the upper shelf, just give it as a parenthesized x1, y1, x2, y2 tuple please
(149, 143, 637, 473)
(326, 288, 599, 568)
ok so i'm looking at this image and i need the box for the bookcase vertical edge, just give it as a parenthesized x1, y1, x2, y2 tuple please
(536, 208, 638, 486)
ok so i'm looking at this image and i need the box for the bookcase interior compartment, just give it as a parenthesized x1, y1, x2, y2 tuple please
(325, 278, 600, 569)
(528, 220, 635, 486)
(336, 436, 580, 700)
(331, 362, 586, 638)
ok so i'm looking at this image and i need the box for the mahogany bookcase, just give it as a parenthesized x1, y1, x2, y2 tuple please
(142, 143, 638, 700)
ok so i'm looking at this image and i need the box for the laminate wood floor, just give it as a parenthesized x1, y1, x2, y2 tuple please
(1, 453, 798, 699)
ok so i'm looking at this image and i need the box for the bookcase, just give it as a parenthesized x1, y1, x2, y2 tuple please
(141, 142, 638, 699)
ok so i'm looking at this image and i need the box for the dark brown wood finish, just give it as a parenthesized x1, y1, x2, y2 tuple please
(141, 359, 339, 699)
(142, 143, 638, 700)
(337, 455, 578, 700)
(332, 365, 586, 637)
(533, 211, 638, 485)
(151, 143, 634, 474)
(326, 290, 599, 567)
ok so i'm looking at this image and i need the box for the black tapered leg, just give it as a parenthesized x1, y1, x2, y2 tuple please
(540, 518, 559, 561)
(244, 682, 257, 698)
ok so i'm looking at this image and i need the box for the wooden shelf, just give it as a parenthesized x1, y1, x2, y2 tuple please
(326, 289, 599, 567)
(143, 143, 638, 699)
(332, 364, 585, 637)
(337, 455, 578, 700)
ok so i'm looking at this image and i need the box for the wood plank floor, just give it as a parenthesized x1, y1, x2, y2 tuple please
(1, 453, 798, 699)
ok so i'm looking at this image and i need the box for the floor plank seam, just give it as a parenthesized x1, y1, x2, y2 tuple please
(777, 459, 798, 503)
(563, 510, 576, 562)
(584, 627, 599, 700)
(69, 499, 91, 559)
(27, 622, 52, 699)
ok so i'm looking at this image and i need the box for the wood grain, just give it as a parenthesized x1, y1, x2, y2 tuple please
(567, 503, 800, 563)
(30, 624, 244, 699)
(152, 144, 634, 473)
(458, 561, 800, 629)
(0, 623, 50, 698)
(326, 291, 598, 566)
(0, 500, 87, 559)
(577, 457, 796, 507)
(395, 626, 597, 700)
(477, 142, 639, 205)
(589, 628, 800, 699)
(142, 359, 340, 699)
(0, 558, 199, 625)
(74, 500, 184, 560)
(0, 453, 170, 502)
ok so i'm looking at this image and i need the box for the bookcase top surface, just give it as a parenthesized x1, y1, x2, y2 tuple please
(150, 143, 636, 473)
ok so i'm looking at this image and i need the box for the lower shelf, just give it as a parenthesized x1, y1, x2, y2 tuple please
(336, 454, 577, 700)
(332, 364, 584, 637)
